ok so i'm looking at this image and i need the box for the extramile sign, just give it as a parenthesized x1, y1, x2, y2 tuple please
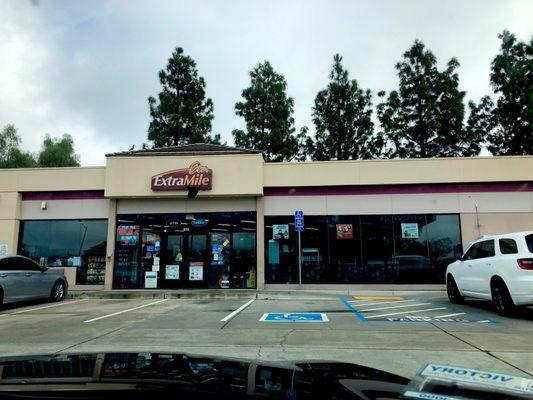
(151, 161, 212, 191)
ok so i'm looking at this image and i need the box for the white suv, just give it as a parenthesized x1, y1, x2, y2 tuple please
(446, 231, 533, 315)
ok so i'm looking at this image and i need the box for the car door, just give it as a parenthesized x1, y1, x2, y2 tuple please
(467, 239, 495, 296)
(0, 257, 26, 302)
(17, 257, 50, 299)
(458, 241, 482, 293)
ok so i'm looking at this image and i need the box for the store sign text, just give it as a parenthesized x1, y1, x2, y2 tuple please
(151, 161, 213, 191)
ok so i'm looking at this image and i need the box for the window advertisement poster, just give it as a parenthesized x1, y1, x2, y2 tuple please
(165, 265, 180, 280)
(401, 223, 419, 239)
(117, 225, 139, 246)
(0, 244, 8, 256)
(336, 224, 353, 239)
(273, 224, 289, 239)
(144, 271, 158, 288)
(189, 262, 204, 281)
(152, 256, 160, 272)
(211, 244, 224, 266)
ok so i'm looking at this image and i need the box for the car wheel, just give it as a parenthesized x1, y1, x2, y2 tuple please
(491, 281, 515, 316)
(50, 281, 66, 302)
(447, 275, 464, 304)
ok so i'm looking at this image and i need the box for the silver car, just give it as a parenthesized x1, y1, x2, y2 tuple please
(0, 255, 68, 306)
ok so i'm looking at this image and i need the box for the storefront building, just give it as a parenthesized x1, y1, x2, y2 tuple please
(1, 144, 532, 291)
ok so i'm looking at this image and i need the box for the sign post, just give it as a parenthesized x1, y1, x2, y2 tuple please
(294, 210, 304, 288)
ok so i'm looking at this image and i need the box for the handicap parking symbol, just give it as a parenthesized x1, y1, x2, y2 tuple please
(260, 313, 329, 322)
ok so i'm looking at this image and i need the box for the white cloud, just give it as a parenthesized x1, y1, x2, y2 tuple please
(1, 0, 531, 165)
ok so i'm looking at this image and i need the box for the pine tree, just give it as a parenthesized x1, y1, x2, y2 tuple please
(148, 47, 220, 147)
(377, 40, 478, 158)
(232, 61, 307, 161)
(309, 54, 379, 160)
(485, 31, 532, 155)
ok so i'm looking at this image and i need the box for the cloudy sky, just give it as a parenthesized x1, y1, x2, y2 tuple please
(1, 0, 531, 165)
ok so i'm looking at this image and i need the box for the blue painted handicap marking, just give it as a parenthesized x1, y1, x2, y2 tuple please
(341, 297, 497, 324)
(260, 313, 329, 322)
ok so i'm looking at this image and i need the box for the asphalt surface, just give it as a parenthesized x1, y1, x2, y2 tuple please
(0, 291, 532, 380)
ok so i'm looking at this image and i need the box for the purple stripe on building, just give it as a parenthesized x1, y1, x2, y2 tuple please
(22, 191, 106, 200)
(263, 182, 533, 196)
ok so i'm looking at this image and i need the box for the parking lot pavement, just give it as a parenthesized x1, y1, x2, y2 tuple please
(0, 292, 532, 379)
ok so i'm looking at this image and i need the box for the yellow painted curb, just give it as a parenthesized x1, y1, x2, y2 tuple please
(352, 295, 405, 301)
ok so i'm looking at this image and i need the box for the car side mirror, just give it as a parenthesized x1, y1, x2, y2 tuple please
(41, 267, 49, 272)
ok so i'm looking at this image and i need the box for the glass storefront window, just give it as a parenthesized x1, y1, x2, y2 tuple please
(359, 215, 395, 283)
(426, 215, 463, 282)
(115, 224, 140, 289)
(265, 216, 297, 284)
(265, 214, 462, 285)
(391, 215, 432, 283)
(328, 215, 362, 284)
(113, 212, 256, 289)
(232, 232, 256, 289)
(301, 216, 328, 283)
(18, 219, 108, 285)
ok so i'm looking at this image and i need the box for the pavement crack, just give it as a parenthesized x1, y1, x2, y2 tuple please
(279, 329, 294, 353)
(429, 322, 532, 377)
(53, 327, 125, 354)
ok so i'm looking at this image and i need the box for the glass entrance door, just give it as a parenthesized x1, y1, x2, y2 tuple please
(161, 233, 208, 289)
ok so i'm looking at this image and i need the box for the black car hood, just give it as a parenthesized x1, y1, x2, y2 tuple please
(0, 352, 409, 399)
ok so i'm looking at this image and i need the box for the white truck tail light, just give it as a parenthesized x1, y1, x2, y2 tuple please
(517, 258, 533, 270)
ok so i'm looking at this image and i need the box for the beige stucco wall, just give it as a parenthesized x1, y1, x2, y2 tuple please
(21, 199, 110, 220)
(0, 219, 20, 255)
(460, 212, 533, 248)
(116, 198, 257, 214)
(0, 192, 21, 220)
(264, 192, 533, 215)
(0, 192, 21, 254)
(0, 167, 106, 192)
(263, 156, 533, 187)
(105, 154, 264, 198)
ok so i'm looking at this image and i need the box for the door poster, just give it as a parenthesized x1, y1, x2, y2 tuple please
(152, 256, 160, 272)
(189, 262, 204, 281)
(211, 244, 224, 266)
(401, 223, 419, 239)
(336, 224, 353, 239)
(273, 224, 289, 239)
(165, 265, 180, 280)
(145, 271, 158, 288)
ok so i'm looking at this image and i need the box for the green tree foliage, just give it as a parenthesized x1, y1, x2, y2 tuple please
(37, 134, 80, 167)
(0, 124, 36, 168)
(148, 47, 220, 147)
(308, 54, 379, 160)
(377, 40, 480, 158)
(484, 31, 532, 155)
(466, 96, 495, 152)
(232, 61, 308, 161)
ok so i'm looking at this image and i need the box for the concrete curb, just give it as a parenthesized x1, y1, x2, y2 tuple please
(68, 288, 447, 301)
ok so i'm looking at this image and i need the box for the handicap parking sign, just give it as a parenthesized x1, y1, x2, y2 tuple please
(260, 313, 328, 322)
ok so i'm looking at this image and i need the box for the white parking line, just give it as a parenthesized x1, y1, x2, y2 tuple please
(84, 299, 168, 323)
(220, 298, 255, 322)
(0, 300, 87, 316)
(434, 312, 465, 318)
(359, 302, 431, 312)
(349, 299, 416, 307)
(365, 307, 446, 319)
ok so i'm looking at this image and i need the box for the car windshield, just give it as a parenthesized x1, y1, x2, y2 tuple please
(0, 1, 532, 399)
